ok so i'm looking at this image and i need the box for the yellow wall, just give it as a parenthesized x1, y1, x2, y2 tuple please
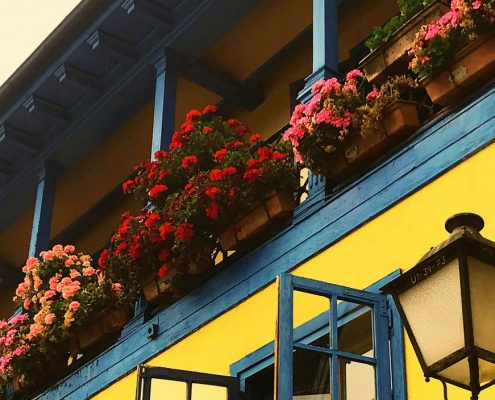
(94, 141, 495, 400)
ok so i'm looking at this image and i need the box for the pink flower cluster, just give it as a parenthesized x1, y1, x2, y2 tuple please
(284, 70, 364, 163)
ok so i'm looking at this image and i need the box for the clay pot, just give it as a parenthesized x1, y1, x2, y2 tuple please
(382, 100, 420, 137)
(219, 192, 296, 251)
(360, 1, 449, 83)
(423, 35, 495, 107)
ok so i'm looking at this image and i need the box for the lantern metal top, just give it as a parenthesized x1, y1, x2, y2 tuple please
(445, 213, 484, 234)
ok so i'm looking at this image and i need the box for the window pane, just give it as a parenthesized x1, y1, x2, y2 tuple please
(293, 349, 331, 399)
(338, 306, 373, 357)
(150, 379, 187, 400)
(341, 352, 376, 400)
(192, 383, 227, 400)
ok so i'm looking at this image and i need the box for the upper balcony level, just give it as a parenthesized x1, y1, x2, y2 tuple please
(1, 0, 495, 398)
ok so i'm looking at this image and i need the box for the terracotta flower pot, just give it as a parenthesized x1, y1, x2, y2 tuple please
(219, 192, 296, 251)
(382, 100, 420, 137)
(423, 35, 495, 107)
(69, 308, 130, 355)
(360, 1, 449, 83)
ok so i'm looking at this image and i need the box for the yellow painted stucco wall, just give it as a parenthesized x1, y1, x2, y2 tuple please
(93, 142, 495, 400)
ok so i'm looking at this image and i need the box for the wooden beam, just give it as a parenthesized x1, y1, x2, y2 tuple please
(0, 124, 40, 154)
(151, 49, 180, 155)
(185, 62, 265, 111)
(53, 64, 104, 93)
(87, 30, 137, 64)
(29, 162, 61, 257)
(121, 0, 173, 31)
(22, 95, 71, 123)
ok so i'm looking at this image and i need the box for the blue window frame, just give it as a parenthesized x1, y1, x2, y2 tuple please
(231, 270, 406, 400)
(135, 365, 241, 400)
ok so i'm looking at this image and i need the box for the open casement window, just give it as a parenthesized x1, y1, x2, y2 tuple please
(275, 273, 393, 400)
(136, 365, 241, 400)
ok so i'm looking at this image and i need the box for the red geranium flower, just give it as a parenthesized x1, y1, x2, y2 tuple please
(186, 110, 202, 121)
(257, 146, 273, 161)
(202, 105, 218, 114)
(250, 134, 262, 142)
(175, 223, 195, 242)
(246, 159, 261, 169)
(205, 186, 221, 199)
(272, 151, 287, 160)
(98, 249, 110, 269)
(145, 213, 161, 228)
(149, 184, 168, 199)
(203, 126, 213, 134)
(122, 179, 134, 194)
(227, 118, 241, 127)
(206, 201, 220, 220)
(209, 169, 223, 181)
(243, 168, 262, 183)
(214, 149, 228, 161)
(182, 156, 198, 169)
(170, 131, 184, 149)
(222, 166, 237, 176)
(158, 264, 169, 279)
(153, 150, 168, 160)
(159, 222, 174, 239)
(129, 243, 142, 260)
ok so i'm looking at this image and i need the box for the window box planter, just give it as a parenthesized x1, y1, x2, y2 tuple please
(69, 308, 130, 355)
(142, 261, 211, 304)
(360, 1, 449, 83)
(327, 100, 421, 178)
(218, 192, 296, 251)
(422, 34, 495, 107)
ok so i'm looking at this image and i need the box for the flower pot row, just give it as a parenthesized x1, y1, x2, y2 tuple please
(325, 100, 421, 178)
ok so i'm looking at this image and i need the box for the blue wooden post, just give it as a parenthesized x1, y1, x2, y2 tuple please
(296, 0, 340, 210)
(29, 162, 59, 257)
(151, 49, 179, 156)
(275, 274, 294, 400)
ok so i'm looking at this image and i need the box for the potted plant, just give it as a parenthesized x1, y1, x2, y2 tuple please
(360, 0, 449, 82)
(357, 75, 421, 139)
(410, 0, 495, 106)
(285, 72, 422, 179)
(0, 314, 49, 394)
(103, 106, 298, 304)
(14, 245, 132, 357)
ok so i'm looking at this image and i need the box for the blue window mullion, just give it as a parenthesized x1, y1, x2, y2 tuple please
(374, 296, 393, 400)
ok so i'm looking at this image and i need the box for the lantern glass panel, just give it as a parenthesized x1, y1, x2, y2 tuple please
(468, 256, 495, 353)
(437, 358, 470, 386)
(398, 259, 464, 367)
(479, 359, 495, 386)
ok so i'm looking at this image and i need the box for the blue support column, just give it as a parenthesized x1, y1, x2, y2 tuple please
(151, 49, 180, 156)
(29, 162, 60, 257)
(296, 0, 340, 207)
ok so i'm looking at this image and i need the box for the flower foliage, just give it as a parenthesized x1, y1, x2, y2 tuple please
(410, 0, 495, 78)
(366, 0, 434, 50)
(0, 245, 131, 389)
(103, 106, 298, 292)
(282, 70, 365, 175)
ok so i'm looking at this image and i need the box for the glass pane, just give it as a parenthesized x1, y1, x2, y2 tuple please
(293, 290, 331, 346)
(338, 305, 374, 357)
(293, 349, 331, 399)
(468, 256, 495, 353)
(398, 259, 464, 367)
(192, 383, 227, 400)
(479, 359, 495, 386)
(150, 379, 187, 400)
(438, 357, 470, 386)
(341, 352, 376, 400)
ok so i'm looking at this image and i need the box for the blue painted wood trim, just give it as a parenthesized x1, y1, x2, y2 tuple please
(29, 162, 60, 257)
(151, 49, 179, 155)
(313, 0, 339, 75)
(36, 83, 495, 399)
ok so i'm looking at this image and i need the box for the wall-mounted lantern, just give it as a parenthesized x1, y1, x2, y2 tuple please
(382, 213, 495, 400)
